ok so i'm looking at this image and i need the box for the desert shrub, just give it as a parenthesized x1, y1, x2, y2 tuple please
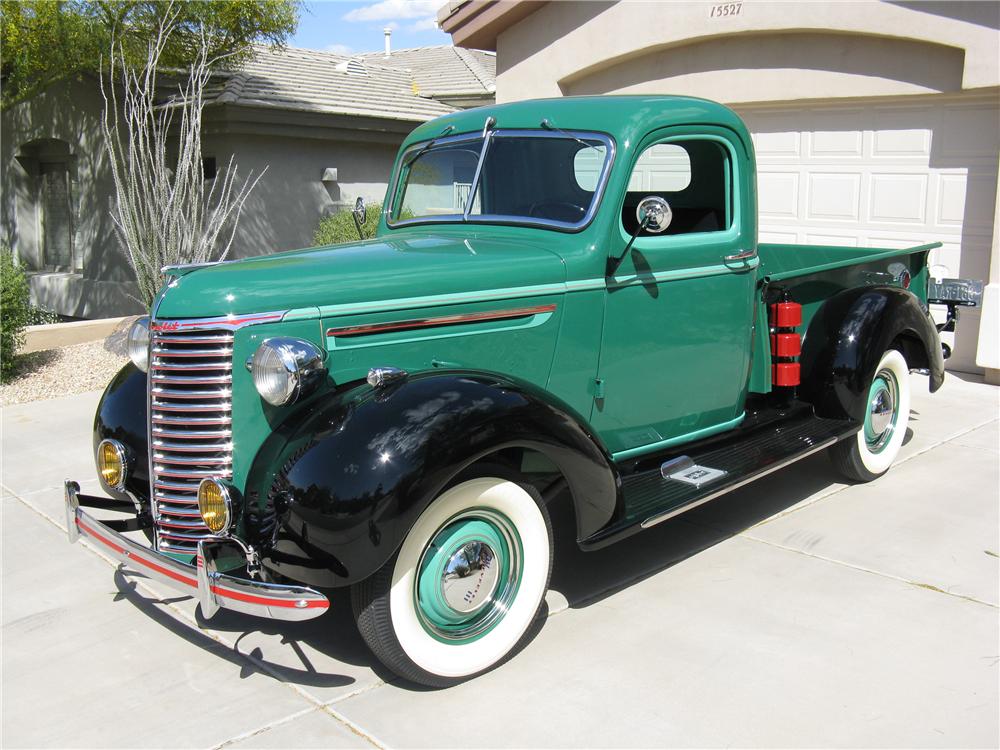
(313, 201, 385, 246)
(26, 305, 60, 325)
(1, 250, 31, 380)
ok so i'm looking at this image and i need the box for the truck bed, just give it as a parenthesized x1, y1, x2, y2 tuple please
(757, 242, 941, 282)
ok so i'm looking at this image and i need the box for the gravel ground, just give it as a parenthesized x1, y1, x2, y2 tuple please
(0, 341, 127, 406)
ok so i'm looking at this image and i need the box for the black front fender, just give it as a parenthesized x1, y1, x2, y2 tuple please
(799, 286, 945, 422)
(246, 371, 620, 588)
(93, 363, 150, 507)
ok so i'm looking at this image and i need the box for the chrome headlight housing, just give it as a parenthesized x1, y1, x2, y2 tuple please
(250, 337, 326, 406)
(127, 316, 151, 373)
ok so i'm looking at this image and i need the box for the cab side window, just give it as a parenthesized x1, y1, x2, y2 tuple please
(622, 140, 732, 236)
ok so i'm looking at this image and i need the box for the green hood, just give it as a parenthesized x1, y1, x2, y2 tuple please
(154, 233, 568, 320)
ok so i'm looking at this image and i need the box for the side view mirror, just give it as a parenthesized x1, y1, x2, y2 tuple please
(608, 195, 674, 277)
(353, 196, 367, 240)
(636, 196, 671, 233)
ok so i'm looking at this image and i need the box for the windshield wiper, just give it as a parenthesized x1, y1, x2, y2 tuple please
(541, 118, 599, 153)
(463, 115, 496, 220)
(402, 124, 456, 167)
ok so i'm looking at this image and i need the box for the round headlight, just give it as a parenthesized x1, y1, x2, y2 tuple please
(127, 317, 151, 372)
(97, 439, 127, 491)
(250, 338, 326, 406)
(198, 479, 232, 534)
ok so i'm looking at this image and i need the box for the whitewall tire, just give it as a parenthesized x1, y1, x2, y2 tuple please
(830, 348, 911, 482)
(352, 475, 553, 687)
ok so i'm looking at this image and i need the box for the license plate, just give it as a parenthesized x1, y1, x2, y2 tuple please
(928, 278, 984, 307)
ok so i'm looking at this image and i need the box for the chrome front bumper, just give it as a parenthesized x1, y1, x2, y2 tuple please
(64, 481, 329, 622)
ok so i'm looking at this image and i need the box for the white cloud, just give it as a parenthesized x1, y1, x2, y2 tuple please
(343, 0, 440, 23)
(408, 17, 439, 32)
(324, 43, 354, 55)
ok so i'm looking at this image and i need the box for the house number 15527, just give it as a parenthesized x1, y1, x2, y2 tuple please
(710, 3, 742, 17)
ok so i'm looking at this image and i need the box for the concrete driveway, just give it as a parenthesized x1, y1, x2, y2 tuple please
(2, 373, 997, 749)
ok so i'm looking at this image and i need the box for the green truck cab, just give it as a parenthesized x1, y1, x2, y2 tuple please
(66, 96, 946, 687)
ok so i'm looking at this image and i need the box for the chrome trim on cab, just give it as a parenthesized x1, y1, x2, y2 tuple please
(65, 481, 328, 621)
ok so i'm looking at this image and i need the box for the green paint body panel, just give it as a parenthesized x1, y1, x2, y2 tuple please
(146, 95, 941, 501)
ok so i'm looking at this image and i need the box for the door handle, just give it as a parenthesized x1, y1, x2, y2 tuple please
(724, 248, 757, 262)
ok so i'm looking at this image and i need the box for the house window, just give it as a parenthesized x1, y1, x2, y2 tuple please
(15, 138, 79, 271)
(202, 156, 217, 180)
(40, 161, 73, 270)
(622, 140, 732, 236)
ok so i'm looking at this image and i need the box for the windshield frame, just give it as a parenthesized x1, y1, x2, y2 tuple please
(385, 128, 617, 233)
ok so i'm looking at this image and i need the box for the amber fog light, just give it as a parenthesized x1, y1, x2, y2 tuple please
(198, 479, 232, 534)
(97, 439, 127, 490)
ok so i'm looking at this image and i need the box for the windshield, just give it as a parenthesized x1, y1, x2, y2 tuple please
(388, 129, 614, 231)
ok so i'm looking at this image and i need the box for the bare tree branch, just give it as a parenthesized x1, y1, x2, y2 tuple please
(100, 2, 266, 306)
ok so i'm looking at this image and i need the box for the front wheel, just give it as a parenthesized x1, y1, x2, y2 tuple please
(352, 475, 553, 687)
(830, 348, 911, 481)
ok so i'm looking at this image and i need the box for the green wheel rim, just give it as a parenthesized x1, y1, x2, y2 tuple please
(414, 508, 522, 644)
(864, 367, 899, 454)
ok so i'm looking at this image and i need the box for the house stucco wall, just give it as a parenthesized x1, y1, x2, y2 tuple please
(493, 2, 999, 103)
(1, 85, 412, 318)
(1, 78, 143, 317)
(201, 131, 403, 257)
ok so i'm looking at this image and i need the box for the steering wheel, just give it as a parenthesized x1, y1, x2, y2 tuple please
(527, 201, 586, 222)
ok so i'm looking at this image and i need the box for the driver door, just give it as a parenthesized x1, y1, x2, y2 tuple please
(591, 129, 758, 459)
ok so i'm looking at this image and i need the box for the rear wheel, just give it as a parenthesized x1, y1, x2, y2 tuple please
(352, 475, 552, 687)
(830, 348, 911, 482)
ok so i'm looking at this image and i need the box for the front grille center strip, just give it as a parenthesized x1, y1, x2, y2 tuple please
(149, 326, 234, 555)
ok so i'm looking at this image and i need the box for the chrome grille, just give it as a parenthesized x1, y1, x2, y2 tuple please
(149, 328, 234, 555)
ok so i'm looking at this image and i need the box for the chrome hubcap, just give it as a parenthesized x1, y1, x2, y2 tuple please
(441, 540, 500, 614)
(865, 368, 899, 453)
(414, 509, 522, 643)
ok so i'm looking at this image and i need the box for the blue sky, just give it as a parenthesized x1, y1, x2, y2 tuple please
(290, 0, 453, 56)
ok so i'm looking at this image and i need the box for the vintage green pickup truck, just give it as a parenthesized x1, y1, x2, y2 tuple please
(66, 96, 947, 687)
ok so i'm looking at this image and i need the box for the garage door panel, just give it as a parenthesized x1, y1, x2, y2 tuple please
(936, 108, 1000, 160)
(935, 173, 968, 226)
(751, 129, 801, 159)
(758, 172, 799, 218)
(871, 126, 932, 158)
(869, 173, 928, 224)
(809, 128, 864, 158)
(806, 172, 861, 221)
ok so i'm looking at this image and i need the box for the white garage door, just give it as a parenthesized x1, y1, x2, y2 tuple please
(736, 98, 999, 372)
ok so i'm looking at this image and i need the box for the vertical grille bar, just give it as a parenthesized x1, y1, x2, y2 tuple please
(149, 327, 234, 555)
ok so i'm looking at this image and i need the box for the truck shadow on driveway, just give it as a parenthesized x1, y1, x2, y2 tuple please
(111, 443, 890, 690)
(547, 451, 850, 608)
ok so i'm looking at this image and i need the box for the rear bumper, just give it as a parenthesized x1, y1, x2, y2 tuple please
(64, 481, 329, 621)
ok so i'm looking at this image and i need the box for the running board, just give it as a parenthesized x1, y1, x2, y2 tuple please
(581, 414, 859, 550)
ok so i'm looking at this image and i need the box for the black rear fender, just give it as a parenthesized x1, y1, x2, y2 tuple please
(799, 286, 945, 422)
